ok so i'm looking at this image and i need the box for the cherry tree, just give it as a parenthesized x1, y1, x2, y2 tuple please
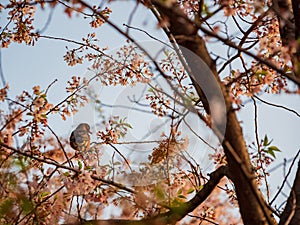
(0, 0, 299, 225)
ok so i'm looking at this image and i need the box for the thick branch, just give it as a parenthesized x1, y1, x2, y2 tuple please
(291, 0, 300, 79)
(152, 1, 300, 86)
(272, 0, 300, 80)
(291, 0, 300, 41)
(279, 159, 300, 225)
(272, 0, 295, 46)
(149, 2, 276, 225)
(63, 166, 228, 225)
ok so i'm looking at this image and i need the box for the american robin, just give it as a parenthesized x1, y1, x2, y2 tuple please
(69, 123, 91, 151)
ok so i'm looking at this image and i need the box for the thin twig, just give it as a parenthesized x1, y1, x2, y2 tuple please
(252, 97, 270, 202)
(270, 149, 300, 205)
(183, 118, 217, 151)
(123, 23, 172, 48)
(254, 95, 300, 118)
(108, 143, 132, 172)
(188, 213, 219, 225)
(46, 124, 74, 168)
(0, 142, 135, 193)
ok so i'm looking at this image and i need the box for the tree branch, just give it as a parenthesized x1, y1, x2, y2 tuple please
(63, 166, 228, 225)
(148, 1, 277, 225)
(152, 1, 300, 86)
(272, 0, 300, 80)
(272, 0, 295, 46)
(292, 0, 300, 42)
(0, 142, 135, 194)
(279, 157, 300, 225)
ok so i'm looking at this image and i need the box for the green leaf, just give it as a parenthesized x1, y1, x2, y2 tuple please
(263, 134, 273, 146)
(123, 122, 132, 129)
(255, 70, 268, 76)
(268, 146, 281, 152)
(85, 165, 93, 170)
(177, 194, 186, 199)
(39, 192, 51, 200)
(202, 3, 211, 16)
(177, 188, 182, 195)
(39, 192, 51, 198)
(263, 135, 268, 146)
(267, 146, 281, 158)
(40, 93, 47, 98)
(78, 160, 83, 170)
(187, 188, 195, 194)
(267, 149, 276, 158)
(63, 172, 70, 176)
(198, 185, 204, 190)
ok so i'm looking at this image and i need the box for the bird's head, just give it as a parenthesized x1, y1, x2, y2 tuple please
(76, 123, 91, 133)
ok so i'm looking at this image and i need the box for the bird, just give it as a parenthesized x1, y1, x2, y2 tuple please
(69, 123, 91, 152)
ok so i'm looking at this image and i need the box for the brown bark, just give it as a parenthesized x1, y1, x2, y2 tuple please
(291, 0, 300, 79)
(70, 1, 300, 225)
(272, 0, 300, 79)
(279, 160, 300, 225)
(150, 2, 276, 225)
(291, 0, 300, 41)
(272, 0, 295, 46)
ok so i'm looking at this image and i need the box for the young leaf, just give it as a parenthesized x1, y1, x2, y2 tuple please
(85, 165, 93, 170)
(267, 146, 281, 158)
(198, 185, 204, 190)
(268, 146, 281, 152)
(267, 149, 276, 158)
(63, 172, 70, 177)
(78, 160, 83, 170)
(187, 188, 195, 194)
(177, 188, 183, 195)
(263, 134, 273, 146)
(263, 135, 268, 146)
(177, 194, 187, 199)
(39, 192, 51, 200)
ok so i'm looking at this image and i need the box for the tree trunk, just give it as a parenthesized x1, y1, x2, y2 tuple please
(150, 2, 277, 224)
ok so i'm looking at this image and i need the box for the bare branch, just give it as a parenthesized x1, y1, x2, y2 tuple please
(254, 95, 300, 118)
